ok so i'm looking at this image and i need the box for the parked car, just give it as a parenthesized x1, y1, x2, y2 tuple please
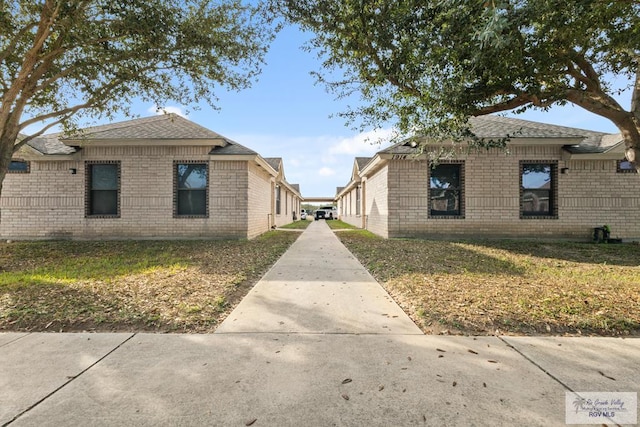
(301, 211, 307, 220)
(318, 206, 338, 220)
(314, 210, 326, 220)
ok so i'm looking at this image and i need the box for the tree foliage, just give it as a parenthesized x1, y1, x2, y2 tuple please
(276, 0, 640, 168)
(0, 0, 275, 191)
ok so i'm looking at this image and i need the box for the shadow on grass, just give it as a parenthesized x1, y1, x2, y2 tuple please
(0, 232, 300, 332)
(337, 231, 640, 336)
(338, 231, 527, 279)
(466, 239, 640, 267)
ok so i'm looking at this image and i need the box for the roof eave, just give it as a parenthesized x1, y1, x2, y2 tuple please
(254, 156, 279, 177)
(414, 136, 586, 146)
(336, 180, 359, 198)
(359, 154, 388, 177)
(562, 141, 626, 160)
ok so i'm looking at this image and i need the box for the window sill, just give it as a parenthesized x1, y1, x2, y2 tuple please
(429, 214, 465, 220)
(520, 215, 558, 220)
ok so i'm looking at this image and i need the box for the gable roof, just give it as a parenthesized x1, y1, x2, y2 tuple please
(263, 157, 282, 172)
(25, 114, 229, 155)
(380, 115, 623, 156)
(355, 157, 373, 170)
(467, 115, 601, 140)
(64, 114, 225, 141)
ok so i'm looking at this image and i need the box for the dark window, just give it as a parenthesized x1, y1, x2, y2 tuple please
(175, 162, 208, 217)
(356, 186, 361, 216)
(520, 162, 557, 218)
(8, 160, 29, 173)
(87, 162, 120, 217)
(429, 163, 464, 217)
(275, 185, 281, 215)
(617, 159, 637, 173)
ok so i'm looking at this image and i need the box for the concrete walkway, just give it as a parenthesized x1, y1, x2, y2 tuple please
(1, 221, 638, 426)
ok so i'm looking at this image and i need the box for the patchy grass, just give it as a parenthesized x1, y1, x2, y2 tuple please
(325, 220, 357, 230)
(0, 231, 299, 333)
(338, 231, 640, 337)
(279, 220, 311, 230)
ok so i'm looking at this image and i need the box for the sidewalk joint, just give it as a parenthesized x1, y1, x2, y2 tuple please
(497, 336, 575, 392)
(3, 333, 137, 427)
(0, 333, 30, 349)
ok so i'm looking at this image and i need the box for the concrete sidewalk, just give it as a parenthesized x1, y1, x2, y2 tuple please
(1, 221, 639, 426)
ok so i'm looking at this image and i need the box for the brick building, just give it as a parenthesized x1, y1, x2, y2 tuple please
(2, 114, 301, 240)
(336, 115, 640, 240)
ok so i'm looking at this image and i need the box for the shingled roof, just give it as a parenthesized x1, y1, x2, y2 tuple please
(355, 157, 373, 170)
(263, 158, 282, 172)
(63, 114, 225, 141)
(380, 115, 623, 155)
(208, 140, 257, 156)
(25, 114, 229, 155)
(25, 133, 76, 155)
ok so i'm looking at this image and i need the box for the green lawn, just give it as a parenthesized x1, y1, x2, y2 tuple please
(338, 230, 640, 337)
(4, 227, 638, 337)
(325, 219, 357, 230)
(0, 232, 299, 332)
(278, 220, 312, 229)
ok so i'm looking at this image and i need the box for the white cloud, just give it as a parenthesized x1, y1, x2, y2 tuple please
(318, 167, 335, 177)
(328, 128, 395, 156)
(289, 158, 301, 167)
(221, 129, 394, 197)
(148, 105, 188, 118)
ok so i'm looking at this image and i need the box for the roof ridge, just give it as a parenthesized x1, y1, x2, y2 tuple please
(471, 115, 608, 137)
(64, 114, 172, 138)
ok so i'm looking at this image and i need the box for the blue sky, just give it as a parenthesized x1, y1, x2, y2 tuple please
(69, 25, 634, 199)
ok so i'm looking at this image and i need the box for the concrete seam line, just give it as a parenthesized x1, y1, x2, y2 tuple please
(3, 333, 137, 427)
(0, 333, 31, 349)
(213, 331, 425, 336)
(497, 336, 575, 393)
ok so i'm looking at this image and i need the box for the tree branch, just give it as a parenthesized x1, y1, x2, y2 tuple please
(12, 111, 77, 150)
(566, 63, 592, 91)
(0, 0, 61, 124)
(631, 59, 640, 120)
(473, 93, 534, 115)
(0, 22, 39, 64)
(565, 89, 631, 125)
(568, 49, 602, 92)
(17, 79, 122, 132)
(357, 9, 423, 99)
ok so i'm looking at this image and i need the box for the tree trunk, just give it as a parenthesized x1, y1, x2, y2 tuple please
(618, 117, 640, 173)
(0, 121, 21, 199)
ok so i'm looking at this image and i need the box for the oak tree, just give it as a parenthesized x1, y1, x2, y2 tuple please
(277, 0, 640, 169)
(0, 0, 274, 194)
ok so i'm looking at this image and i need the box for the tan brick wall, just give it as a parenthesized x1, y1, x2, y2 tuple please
(247, 162, 273, 239)
(0, 146, 263, 239)
(274, 186, 296, 227)
(363, 167, 389, 238)
(340, 186, 365, 228)
(373, 146, 640, 240)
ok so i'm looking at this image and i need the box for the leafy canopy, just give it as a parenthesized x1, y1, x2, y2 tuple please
(276, 0, 640, 161)
(0, 0, 275, 147)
